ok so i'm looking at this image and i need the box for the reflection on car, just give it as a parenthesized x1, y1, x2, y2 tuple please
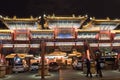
(48, 62, 60, 71)
(12, 63, 28, 72)
(30, 63, 39, 71)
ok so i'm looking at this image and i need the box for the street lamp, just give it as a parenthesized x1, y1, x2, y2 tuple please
(39, 14, 45, 29)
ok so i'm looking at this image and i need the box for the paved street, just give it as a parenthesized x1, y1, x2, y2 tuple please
(1, 68, 120, 80)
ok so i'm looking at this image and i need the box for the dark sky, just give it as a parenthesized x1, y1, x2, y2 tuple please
(0, 0, 120, 18)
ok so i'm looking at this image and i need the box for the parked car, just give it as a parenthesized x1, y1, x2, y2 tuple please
(48, 62, 60, 71)
(72, 60, 83, 70)
(30, 63, 39, 71)
(12, 63, 28, 72)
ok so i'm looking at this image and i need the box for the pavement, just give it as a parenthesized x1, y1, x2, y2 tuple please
(57, 69, 120, 80)
(1, 69, 120, 80)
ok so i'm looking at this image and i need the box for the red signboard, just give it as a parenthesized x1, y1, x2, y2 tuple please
(96, 30, 114, 40)
(14, 29, 30, 40)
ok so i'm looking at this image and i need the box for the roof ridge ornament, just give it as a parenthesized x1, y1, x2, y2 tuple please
(13, 16, 16, 19)
(72, 14, 75, 17)
(106, 17, 110, 20)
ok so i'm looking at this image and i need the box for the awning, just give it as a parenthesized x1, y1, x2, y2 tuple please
(5, 53, 27, 59)
(46, 49, 66, 57)
(68, 50, 82, 57)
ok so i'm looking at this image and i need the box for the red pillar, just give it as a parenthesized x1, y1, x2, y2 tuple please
(41, 40, 46, 79)
(0, 50, 1, 64)
(0, 44, 3, 64)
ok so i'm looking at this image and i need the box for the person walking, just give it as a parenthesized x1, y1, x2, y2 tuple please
(118, 58, 120, 71)
(85, 58, 92, 77)
(95, 58, 102, 77)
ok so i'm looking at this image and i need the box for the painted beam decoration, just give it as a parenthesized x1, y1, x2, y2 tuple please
(14, 29, 30, 41)
(114, 34, 120, 40)
(0, 33, 12, 40)
(77, 32, 97, 39)
(55, 28, 75, 39)
(99, 30, 111, 40)
(31, 30, 54, 40)
(0, 16, 120, 50)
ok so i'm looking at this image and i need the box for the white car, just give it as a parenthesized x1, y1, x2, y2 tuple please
(30, 63, 39, 71)
(12, 63, 28, 72)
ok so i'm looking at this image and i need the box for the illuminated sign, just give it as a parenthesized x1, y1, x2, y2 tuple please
(99, 43, 111, 47)
(3, 44, 13, 47)
(89, 43, 98, 47)
(14, 44, 29, 47)
(55, 42, 75, 46)
(46, 42, 54, 46)
(30, 44, 39, 48)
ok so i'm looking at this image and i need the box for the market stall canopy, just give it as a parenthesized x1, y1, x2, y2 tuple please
(68, 49, 82, 57)
(46, 49, 66, 56)
(5, 53, 33, 58)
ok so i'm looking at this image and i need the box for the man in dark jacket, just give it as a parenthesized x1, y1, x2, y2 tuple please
(86, 58, 92, 77)
(95, 58, 102, 77)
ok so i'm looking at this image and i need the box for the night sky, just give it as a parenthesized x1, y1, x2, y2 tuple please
(0, 0, 120, 18)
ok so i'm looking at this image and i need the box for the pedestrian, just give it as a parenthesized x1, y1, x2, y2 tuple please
(95, 58, 102, 77)
(85, 58, 92, 77)
(118, 58, 120, 71)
